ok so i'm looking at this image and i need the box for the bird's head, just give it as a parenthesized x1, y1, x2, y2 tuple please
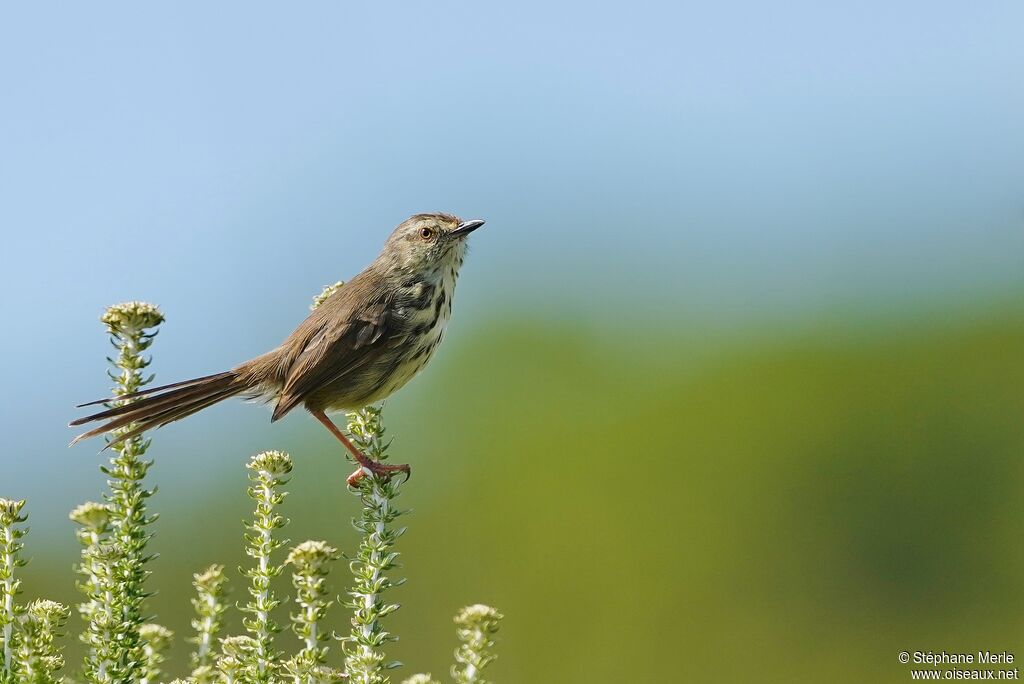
(378, 213, 485, 277)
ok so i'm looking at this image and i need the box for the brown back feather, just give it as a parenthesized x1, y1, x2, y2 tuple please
(269, 268, 394, 421)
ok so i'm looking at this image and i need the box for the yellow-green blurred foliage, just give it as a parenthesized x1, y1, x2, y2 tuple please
(22, 303, 1024, 683)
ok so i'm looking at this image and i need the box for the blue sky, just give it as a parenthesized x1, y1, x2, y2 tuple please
(1, 1, 1022, 516)
(3, 2, 1021, 320)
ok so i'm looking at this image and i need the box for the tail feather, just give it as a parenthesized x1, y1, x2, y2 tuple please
(74, 371, 235, 408)
(97, 385, 244, 449)
(70, 371, 246, 446)
(70, 384, 216, 445)
(69, 375, 234, 427)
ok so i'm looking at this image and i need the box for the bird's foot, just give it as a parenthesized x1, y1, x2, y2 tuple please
(346, 460, 411, 487)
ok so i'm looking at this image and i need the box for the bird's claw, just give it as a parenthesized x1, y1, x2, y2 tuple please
(346, 461, 411, 487)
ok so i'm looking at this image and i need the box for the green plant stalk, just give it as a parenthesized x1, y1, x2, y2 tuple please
(217, 655, 244, 684)
(287, 540, 338, 663)
(70, 502, 116, 683)
(451, 605, 503, 684)
(189, 564, 227, 681)
(401, 675, 440, 684)
(94, 302, 165, 682)
(0, 498, 27, 683)
(242, 451, 292, 683)
(15, 599, 70, 684)
(69, 504, 111, 615)
(139, 623, 173, 684)
(1, 534, 15, 679)
(82, 542, 123, 683)
(1, 528, 11, 680)
(299, 582, 321, 656)
(217, 635, 256, 684)
(283, 651, 346, 684)
(342, 405, 405, 684)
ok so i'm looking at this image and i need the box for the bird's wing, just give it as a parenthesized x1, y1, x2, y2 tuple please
(271, 281, 393, 421)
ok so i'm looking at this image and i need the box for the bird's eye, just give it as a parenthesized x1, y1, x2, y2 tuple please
(419, 227, 435, 240)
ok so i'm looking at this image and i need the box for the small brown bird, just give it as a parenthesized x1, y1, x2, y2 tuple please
(70, 213, 485, 484)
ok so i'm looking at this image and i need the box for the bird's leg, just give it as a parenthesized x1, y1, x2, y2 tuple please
(310, 409, 411, 486)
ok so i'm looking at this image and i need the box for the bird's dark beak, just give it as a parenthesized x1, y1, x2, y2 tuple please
(451, 219, 485, 238)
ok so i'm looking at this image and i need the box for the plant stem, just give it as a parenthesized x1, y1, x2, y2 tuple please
(242, 451, 292, 683)
(69, 501, 115, 683)
(451, 605, 503, 684)
(0, 499, 27, 683)
(138, 623, 173, 684)
(15, 599, 70, 684)
(189, 564, 227, 682)
(1, 528, 14, 677)
(90, 302, 165, 682)
(342, 406, 405, 684)
(287, 540, 338, 663)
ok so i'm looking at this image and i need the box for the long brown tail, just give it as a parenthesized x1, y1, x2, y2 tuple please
(69, 370, 249, 448)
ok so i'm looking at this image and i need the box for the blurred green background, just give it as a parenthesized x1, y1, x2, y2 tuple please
(3, 2, 1024, 682)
